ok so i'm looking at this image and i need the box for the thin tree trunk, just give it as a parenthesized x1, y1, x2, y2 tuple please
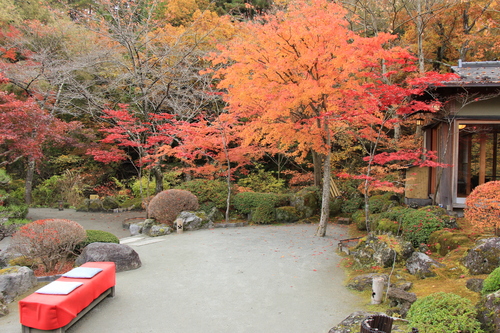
(316, 130, 332, 237)
(24, 158, 35, 205)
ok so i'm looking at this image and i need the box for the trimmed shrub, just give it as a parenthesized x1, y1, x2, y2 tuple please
(251, 201, 276, 224)
(276, 206, 300, 223)
(376, 218, 400, 234)
(351, 209, 367, 231)
(10, 219, 86, 272)
(177, 179, 230, 211)
(407, 292, 483, 333)
(79, 230, 120, 248)
(482, 266, 500, 295)
(465, 180, 500, 235)
(400, 209, 445, 247)
(147, 189, 199, 226)
(233, 192, 289, 215)
(368, 193, 394, 214)
(418, 205, 448, 216)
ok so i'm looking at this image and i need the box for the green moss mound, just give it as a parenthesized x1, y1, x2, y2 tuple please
(482, 267, 500, 295)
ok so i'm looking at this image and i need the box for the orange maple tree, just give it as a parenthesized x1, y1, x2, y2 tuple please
(208, 0, 455, 236)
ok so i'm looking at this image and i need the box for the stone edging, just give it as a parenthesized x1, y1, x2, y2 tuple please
(213, 222, 248, 228)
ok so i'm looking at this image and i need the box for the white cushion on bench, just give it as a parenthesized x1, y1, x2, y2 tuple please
(36, 281, 83, 295)
(62, 267, 103, 279)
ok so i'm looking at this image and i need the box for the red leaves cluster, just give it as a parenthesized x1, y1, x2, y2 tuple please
(0, 73, 77, 165)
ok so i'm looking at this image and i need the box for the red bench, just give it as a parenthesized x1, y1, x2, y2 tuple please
(19, 262, 116, 333)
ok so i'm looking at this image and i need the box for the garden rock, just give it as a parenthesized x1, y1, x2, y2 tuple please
(75, 242, 141, 272)
(102, 196, 120, 210)
(0, 266, 37, 303)
(351, 235, 413, 268)
(466, 278, 484, 293)
(129, 223, 142, 236)
(0, 294, 8, 317)
(386, 287, 417, 318)
(328, 311, 385, 333)
(463, 237, 500, 275)
(76, 198, 104, 212)
(406, 252, 445, 278)
(148, 224, 171, 237)
(275, 206, 300, 223)
(174, 211, 213, 231)
(290, 188, 319, 219)
(476, 290, 500, 333)
(347, 273, 388, 292)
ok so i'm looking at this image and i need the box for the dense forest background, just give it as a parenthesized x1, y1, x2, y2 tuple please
(0, 0, 499, 218)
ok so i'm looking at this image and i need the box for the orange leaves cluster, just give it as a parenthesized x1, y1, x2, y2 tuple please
(208, 0, 449, 163)
(464, 181, 500, 235)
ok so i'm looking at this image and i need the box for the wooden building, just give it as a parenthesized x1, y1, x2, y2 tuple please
(405, 61, 500, 211)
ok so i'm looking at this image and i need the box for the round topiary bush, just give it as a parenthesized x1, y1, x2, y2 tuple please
(10, 219, 86, 272)
(400, 209, 445, 247)
(407, 292, 483, 333)
(465, 180, 500, 235)
(147, 189, 199, 226)
(482, 266, 500, 295)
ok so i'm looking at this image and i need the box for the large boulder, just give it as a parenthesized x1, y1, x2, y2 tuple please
(0, 266, 37, 303)
(290, 188, 319, 219)
(476, 290, 500, 333)
(463, 237, 500, 275)
(406, 252, 445, 278)
(75, 243, 141, 272)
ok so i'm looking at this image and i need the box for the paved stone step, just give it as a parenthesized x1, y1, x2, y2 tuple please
(119, 235, 146, 244)
(120, 235, 166, 246)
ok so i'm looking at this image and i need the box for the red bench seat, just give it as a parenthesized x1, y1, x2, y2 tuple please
(19, 262, 115, 332)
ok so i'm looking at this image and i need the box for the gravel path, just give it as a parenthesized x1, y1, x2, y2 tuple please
(0, 208, 364, 333)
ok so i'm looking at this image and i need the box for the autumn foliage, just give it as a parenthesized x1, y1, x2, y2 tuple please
(10, 219, 86, 272)
(465, 181, 500, 235)
(147, 189, 199, 226)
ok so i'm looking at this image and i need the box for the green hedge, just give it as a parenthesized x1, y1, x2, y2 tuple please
(233, 192, 289, 215)
(177, 179, 230, 211)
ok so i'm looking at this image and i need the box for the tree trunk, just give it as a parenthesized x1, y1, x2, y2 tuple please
(316, 128, 332, 237)
(153, 164, 163, 194)
(24, 158, 35, 205)
(312, 151, 322, 187)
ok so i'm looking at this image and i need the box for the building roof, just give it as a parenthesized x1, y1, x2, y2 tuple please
(447, 60, 500, 87)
